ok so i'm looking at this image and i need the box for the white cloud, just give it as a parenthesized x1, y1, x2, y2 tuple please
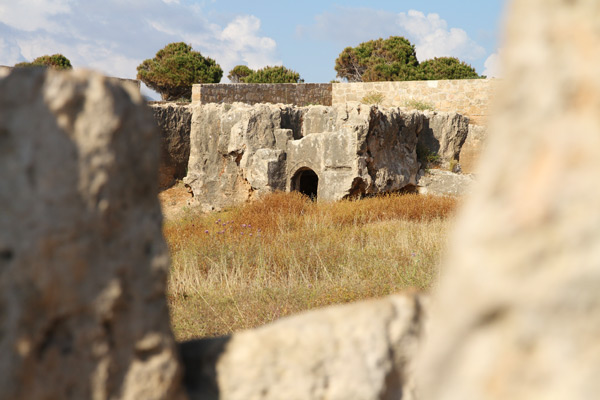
(216, 16, 279, 71)
(483, 51, 502, 78)
(153, 14, 281, 79)
(397, 10, 485, 61)
(299, 7, 485, 63)
(0, 0, 72, 32)
(0, 1, 280, 97)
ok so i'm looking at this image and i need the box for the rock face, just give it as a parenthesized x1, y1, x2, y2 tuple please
(417, 169, 475, 197)
(417, 111, 469, 169)
(184, 102, 424, 210)
(418, 0, 600, 399)
(0, 69, 185, 399)
(150, 102, 192, 189)
(457, 124, 486, 173)
(182, 294, 425, 400)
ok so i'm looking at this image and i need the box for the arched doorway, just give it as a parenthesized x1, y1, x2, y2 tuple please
(291, 168, 319, 199)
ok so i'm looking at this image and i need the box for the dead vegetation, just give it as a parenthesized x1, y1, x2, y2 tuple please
(162, 191, 459, 340)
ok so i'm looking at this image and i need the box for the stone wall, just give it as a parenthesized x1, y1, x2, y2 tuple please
(191, 83, 332, 106)
(333, 79, 498, 125)
(192, 79, 496, 125)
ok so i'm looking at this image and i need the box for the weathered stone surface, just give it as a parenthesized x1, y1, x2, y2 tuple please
(149, 102, 192, 189)
(182, 294, 425, 400)
(418, 0, 600, 399)
(184, 102, 424, 210)
(0, 69, 185, 399)
(333, 79, 498, 121)
(418, 111, 469, 169)
(458, 124, 486, 173)
(192, 83, 332, 106)
(417, 169, 475, 197)
(184, 103, 298, 211)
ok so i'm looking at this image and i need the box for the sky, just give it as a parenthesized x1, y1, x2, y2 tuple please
(0, 0, 508, 99)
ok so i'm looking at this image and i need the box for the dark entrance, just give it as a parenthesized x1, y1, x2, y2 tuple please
(292, 168, 319, 199)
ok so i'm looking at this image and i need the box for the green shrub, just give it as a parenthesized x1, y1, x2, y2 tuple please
(335, 36, 419, 82)
(418, 57, 482, 80)
(241, 65, 302, 83)
(137, 42, 222, 101)
(227, 65, 253, 83)
(334, 36, 484, 82)
(15, 54, 72, 70)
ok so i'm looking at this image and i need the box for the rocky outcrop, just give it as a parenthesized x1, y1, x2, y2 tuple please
(417, 0, 600, 399)
(417, 169, 475, 197)
(0, 69, 185, 399)
(458, 124, 486, 173)
(184, 102, 424, 211)
(417, 111, 469, 169)
(181, 294, 425, 400)
(150, 102, 192, 189)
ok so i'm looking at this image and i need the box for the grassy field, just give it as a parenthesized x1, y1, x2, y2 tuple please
(163, 191, 458, 341)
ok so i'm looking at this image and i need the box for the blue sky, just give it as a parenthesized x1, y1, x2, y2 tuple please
(0, 0, 507, 99)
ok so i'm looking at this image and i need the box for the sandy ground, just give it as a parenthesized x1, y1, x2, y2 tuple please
(158, 182, 193, 221)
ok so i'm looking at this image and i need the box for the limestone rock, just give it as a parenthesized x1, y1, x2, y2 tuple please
(0, 66, 10, 78)
(417, 169, 475, 196)
(418, 0, 600, 399)
(184, 102, 424, 210)
(458, 124, 486, 174)
(181, 294, 425, 400)
(184, 103, 298, 211)
(150, 102, 192, 189)
(418, 111, 469, 168)
(0, 69, 185, 399)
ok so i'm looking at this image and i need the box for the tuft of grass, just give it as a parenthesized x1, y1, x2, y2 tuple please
(417, 143, 442, 167)
(404, 98, 436, 111)
(164, 192, 458, 340)
(448, 159, 459, 172)
(361, 91, 385, 105)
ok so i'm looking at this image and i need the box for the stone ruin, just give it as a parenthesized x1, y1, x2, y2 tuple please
(2, 0, 600, 397)
(185, 102, 425, 211)
(150, 101, 471, 207)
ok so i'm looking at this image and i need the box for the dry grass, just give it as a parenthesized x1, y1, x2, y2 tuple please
(404, 98, 436, 111)
(164, 192, 458, 340)
(361, 91, 386, 105)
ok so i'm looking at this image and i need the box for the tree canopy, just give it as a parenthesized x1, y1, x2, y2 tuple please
(227, 65, 302, 83)
(137, 42, 222, 101)
(418, 57, 482, 80)
(335, 36, 483, 82)
(15, 54, 72, 70)
(227, 65, 253, 83)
